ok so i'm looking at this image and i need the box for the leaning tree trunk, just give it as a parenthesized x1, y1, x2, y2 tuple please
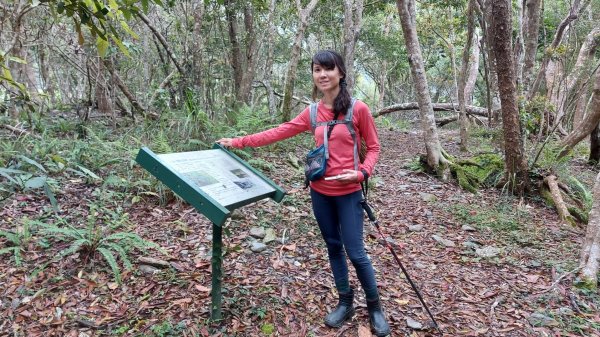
(458, 0, 477, 151)
(491, 0, 530, 195)
(527, 0, 590, 100)
(579, 171, 600, 289)
(396, 0, 448, 177)
(102, 59, 146, 116)
(136, 11, 183, 75)
(558, 70, 600, 159)
(561, 26, 600, 126)
(281, 0, 319, 122)
(343, 0, 364, 93)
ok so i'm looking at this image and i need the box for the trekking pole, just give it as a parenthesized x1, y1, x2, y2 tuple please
(361, 199, 443, 335)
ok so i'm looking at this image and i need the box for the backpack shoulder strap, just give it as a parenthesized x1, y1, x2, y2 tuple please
(345, 98, 359, 170)
(309, 103, 318, 133)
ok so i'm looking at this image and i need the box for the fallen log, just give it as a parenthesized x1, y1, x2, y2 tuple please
(436, 114, 489, 127)
(373, 102, 488, 117)
(0, 124, 41, 139)
(544, 175, 575, 224)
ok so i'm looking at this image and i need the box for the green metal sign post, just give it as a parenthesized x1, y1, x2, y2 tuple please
(136, 144, 285, 320)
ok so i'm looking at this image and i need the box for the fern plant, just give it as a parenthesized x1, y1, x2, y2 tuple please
(40, 206, 162, 284)
(0, 219, 37, 266)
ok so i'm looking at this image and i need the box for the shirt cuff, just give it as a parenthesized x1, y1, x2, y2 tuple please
(232, 137, 244, 148)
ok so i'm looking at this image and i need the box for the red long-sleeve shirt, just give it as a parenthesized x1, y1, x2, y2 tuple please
(231, 100, 380, 196)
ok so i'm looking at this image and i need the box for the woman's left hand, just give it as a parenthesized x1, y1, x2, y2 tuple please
(335, 169, 361, 184)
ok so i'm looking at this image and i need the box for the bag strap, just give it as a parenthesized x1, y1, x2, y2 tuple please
(309, 98, 358, 168)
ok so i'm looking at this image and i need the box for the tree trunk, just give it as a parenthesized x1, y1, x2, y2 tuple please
(376, 13, 394, 110)
(225, 0, 244, 107)
(527, 0, 590, 100)
(343, 0, 364, 93)
(513, 0, 525, 90)
(38, 45, 54, 105)
(464, 30, 480, 106)
(522, 0, 542, 92)
(264, 0, 278, 119)
(95, 58, 114, 118)
(458, 0, 477, 151)
(396, 0, 448, 176)
(8, 1, 39, 104)
(239, 3, 258, 105)
(558, 70, 600, 159)
(561, 27, 600, 126)
(590, 122, 600, 164)
(578, 171, 600, 288)
(190, 1, 206, 101)
(479, 0, 502, 123)
(491, 0, 530, 195)
(102, 59, 146, 115)
(281, 0, 319, 122)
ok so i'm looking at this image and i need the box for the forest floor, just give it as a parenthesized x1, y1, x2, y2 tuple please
(1, 126, 600, 337)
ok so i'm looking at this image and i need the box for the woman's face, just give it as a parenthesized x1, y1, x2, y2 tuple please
(312, 63, 343, 94)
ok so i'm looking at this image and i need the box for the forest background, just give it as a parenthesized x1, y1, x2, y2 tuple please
(2, 0, 600, 336)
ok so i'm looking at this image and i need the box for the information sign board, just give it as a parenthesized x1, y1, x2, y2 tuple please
(136, 144, 285, 226)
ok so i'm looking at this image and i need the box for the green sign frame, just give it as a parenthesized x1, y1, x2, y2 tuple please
(135, 144, 285, 226)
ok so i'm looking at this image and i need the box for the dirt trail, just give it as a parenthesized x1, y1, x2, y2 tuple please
(0, 128, 595, 337)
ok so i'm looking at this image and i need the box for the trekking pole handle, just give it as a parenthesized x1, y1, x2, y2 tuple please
(360, 200, 377, 223)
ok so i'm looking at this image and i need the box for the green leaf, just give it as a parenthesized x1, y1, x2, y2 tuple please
(97, 36, 109, 57)
(75, 164, 101, 180)
(8, 56, 27, 64)
(108, 0, 118, 11)
(44, 182, 60, 213)
(119, 20, 139, 39)
(121, 8, 131, 20)
(0, 169, 21, 187)
(17, 155, 47, 173)
(0, 247, 19, 255)
(2, 67, 14, 81)
(40, 224, 85, 240)
(24, 176, 47, 190)
(0, 231, 19, 245)
(0, 247, 21, 266)
(104, 242, 132, 270)
(98, 247, 121, 284)
(0, 168, 27, 174)
(57, 238, 88, 258)
(111, 35, 130, 57)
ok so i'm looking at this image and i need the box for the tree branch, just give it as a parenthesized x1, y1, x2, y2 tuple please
(136, 11, 184, 75)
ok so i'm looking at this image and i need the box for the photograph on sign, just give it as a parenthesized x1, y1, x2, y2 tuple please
(157, 150, 275, 207)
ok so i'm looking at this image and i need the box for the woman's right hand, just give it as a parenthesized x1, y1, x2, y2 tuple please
(217, 138, 234, 147)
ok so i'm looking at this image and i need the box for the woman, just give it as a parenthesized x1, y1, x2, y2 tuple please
(218, 50, 390, 336)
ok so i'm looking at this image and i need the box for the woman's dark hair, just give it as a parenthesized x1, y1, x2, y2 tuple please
(311, 50, 352, 116)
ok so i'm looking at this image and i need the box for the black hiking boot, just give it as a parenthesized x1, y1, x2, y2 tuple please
(367, 297, 391, 336)
(324, 289, 355, 328)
